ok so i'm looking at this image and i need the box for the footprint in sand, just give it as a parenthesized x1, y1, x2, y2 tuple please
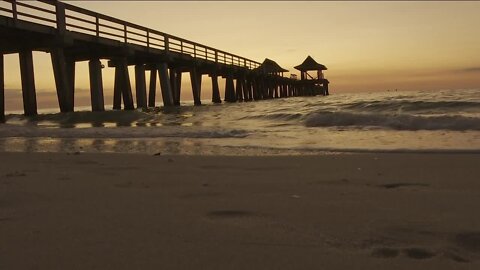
(4, 172, 27, 178)
(114, 181, 133, 188)
(371, 247, 437, 260)
(114, 181, 150, 189)
(376, 183, 429, 189)
(454, 232, 480, 253)
(207, 210, 256, 219)
(402, 248, 437, 259)
(443, 251, 470, 263)
(58, 176, 71, 181)
(181, 192, 223, 199)
(371, 247, 400, 258)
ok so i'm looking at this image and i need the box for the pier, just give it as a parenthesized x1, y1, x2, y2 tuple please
(0, 0, 317, 122)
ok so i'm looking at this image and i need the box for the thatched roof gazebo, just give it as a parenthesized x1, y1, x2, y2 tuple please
(294, 56, 329, 95)
(255, 58, 288, 76)
(294, 55, 327, 76)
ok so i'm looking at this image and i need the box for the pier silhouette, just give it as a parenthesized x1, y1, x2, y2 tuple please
(0, 0, 328, 122)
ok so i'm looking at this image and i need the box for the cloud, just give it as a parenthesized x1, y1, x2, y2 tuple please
(457, 67, 480, 73)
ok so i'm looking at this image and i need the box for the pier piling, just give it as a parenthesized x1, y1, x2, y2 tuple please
(243, 79, 251, 101)
(66, 60, 75, 108)
(224, 75, 235, 102)
(1, 54, 4, 122)
(19, 51, 37, 116)
(51, 47, 73, 112)
(148, 68, 157, 107)
(158, 63, 174, 106)
(189, 68, 202, 106)
(169, 68, 179, 106)
(172, 70, 182, 106)
(113, 58, 134, 110)
(134, 64, 147, 109)
(211, 74, 221, 103)
(113, 64, 122, 110)
(235, 78, 243, 101)
(88, 59, 105, 111)
(120, 60, 134, 110)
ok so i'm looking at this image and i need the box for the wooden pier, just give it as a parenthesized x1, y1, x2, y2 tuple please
(0, 0, 309, 122)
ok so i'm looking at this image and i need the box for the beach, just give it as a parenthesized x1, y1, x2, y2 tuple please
(1, 0, 479, 268)
(1, 152, 479, 269)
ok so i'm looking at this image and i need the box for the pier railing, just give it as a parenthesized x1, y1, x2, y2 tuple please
(0, 0, 261, 69)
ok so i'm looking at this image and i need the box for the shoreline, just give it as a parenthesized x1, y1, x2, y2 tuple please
(1, 136, 480, 156)
(1, 152, 479, 269)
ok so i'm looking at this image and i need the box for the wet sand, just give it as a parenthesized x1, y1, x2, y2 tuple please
(1, 152, 479, 269)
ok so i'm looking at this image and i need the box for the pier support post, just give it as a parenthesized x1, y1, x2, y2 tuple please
(158, 63, 174, 106)
(113, 58, 134, 110)
(148, 68, 157, 107)
(0, 54, 4, 122)
(260, 78, 267, 100)
(224, 75, 235, 102)
(88, 59, 105, 111)
(273, 80, 279, 98)
(51, 48, 73, 112)
(19, 51, 37, 116)
(243, 79, 250, 101)
(211, 74, 221, 103)
(252, 78, 259, 100)
(113, 65, 122, 110)
(189, 68, 202, 105)
(171, 70, 182, 106)
(235, 78, 243, 101)
(66, 60, 75, 108)
(169, 69, 176, 105)
(134, 64, 147, 109)
(265, 79, 270, 99)
(271, 80, 276, 98)
(176, 71, 182, 105)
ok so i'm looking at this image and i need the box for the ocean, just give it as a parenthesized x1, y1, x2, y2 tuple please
(1, 89, 479, 155)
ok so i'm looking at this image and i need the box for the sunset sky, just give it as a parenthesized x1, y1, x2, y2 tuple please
(3, 1, 480, 111)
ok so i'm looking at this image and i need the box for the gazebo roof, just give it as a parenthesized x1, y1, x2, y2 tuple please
(256, 58, 289, 73)
(294, 56, 327, 71)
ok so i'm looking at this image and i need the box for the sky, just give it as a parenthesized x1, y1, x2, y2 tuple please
(3, 1, 480, 111)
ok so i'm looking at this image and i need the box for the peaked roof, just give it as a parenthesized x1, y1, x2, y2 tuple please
(294, 56, 327, 71)
(256, 58, 288, 73)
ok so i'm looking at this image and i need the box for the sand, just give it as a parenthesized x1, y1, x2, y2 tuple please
(1, 152, 479, 269)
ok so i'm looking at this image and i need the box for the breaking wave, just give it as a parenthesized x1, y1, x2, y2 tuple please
(340, 100, 480, 114)
(304, 111, 480, 131)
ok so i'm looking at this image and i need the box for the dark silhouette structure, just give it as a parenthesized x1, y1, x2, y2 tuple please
(0, 1, 330, 122)
(252, 59, 294, 99)
(294, 56, 329, 96)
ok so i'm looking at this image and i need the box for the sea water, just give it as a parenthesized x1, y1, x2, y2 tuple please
(0, 89, 479, 155)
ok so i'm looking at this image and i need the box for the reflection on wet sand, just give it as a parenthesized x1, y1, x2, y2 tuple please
(0, 137, 211, 155)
